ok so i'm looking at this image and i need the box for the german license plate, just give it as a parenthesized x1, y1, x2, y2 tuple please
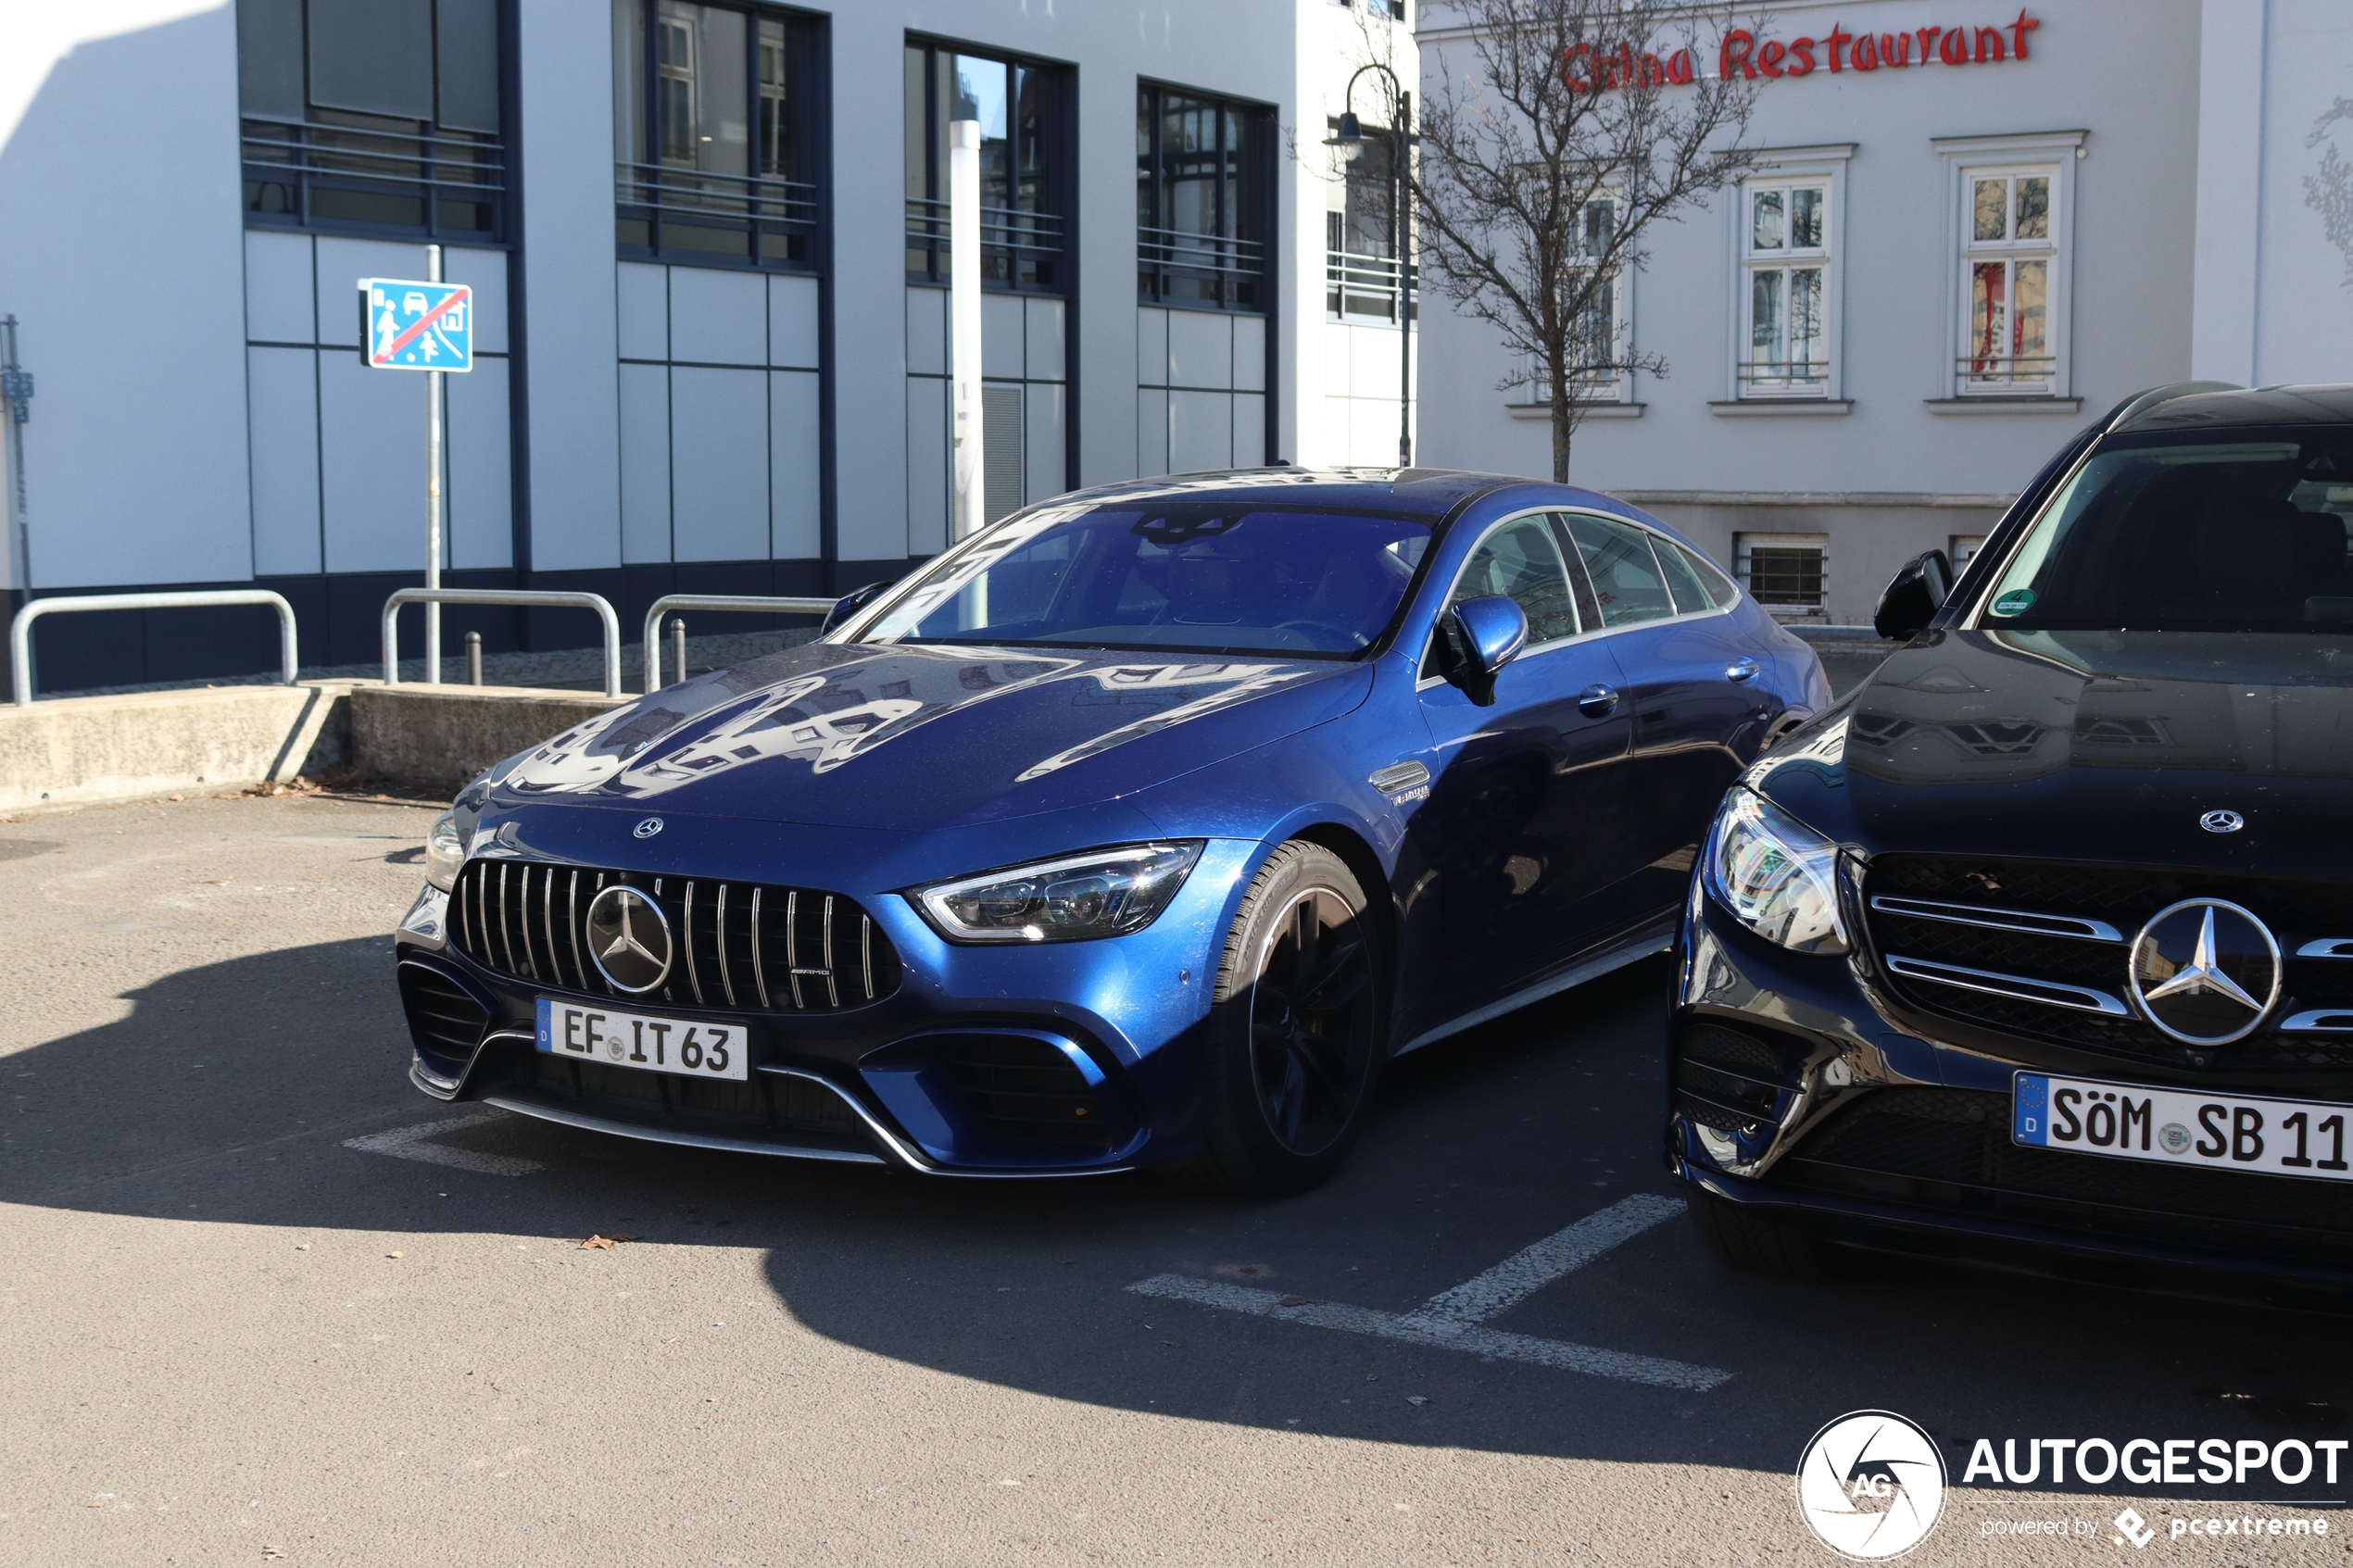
(535, 997, 748, 1082)
(2015, 1072, 2353, 1181)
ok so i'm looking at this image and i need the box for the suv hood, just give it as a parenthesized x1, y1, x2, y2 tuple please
(491, 641, 1370, 831)
(1751, 630, 2353, 877)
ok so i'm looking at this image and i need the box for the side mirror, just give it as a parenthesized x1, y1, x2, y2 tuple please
(1873, 550, 1954, 642)
(820, 582, 887, 636)
(1442, 595, 1529, 706)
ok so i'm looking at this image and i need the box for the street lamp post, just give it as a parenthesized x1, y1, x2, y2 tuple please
(1327, 67, 1415, 469)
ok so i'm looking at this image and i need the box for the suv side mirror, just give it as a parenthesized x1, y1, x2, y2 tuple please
(820, 582, 887, 636)
(1439, 595, 1529, 706)
(1873, 550, 1954, 641)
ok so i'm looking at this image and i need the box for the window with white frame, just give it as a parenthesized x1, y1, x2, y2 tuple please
(1517, 195, 1628, 403)
(1950, 534, 1984, 571)
(1741, 178, 1830, 395)
(1958, 164, 2058, 393)
(1735, 532, 1828, 619)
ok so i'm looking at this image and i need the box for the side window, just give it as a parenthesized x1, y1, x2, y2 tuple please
(1451, 518, 1580, 643)
(1423, 517, 1579, 678)
(1654, 539, 1725, 614)
(1564, 513, 1676, 628)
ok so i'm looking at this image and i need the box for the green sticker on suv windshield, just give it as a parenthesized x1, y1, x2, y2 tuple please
(1991, 589, 2036, 617)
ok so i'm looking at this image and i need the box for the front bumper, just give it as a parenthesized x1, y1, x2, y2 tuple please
(390, 840, 1258, 1175)
(1666, 886, 2353, 1297)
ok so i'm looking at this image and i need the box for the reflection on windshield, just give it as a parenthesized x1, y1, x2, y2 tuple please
(858, 501, 1430, 658)
(1982, 427, 2353, 633)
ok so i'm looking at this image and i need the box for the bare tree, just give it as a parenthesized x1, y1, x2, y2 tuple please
(1357, 0, 1758, 482)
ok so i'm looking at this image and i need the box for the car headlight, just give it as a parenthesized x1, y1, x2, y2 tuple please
(1703, 787, 1849, 955)
(912, 843, 1204, 944)
(423, 807, 472, 893)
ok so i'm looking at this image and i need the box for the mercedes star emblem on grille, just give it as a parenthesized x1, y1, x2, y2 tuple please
(2127, 897, 2281, 1046)
(633, 817, 664, 839)
(584, 884, 673, 994)
(2199, 809, 2245, 834)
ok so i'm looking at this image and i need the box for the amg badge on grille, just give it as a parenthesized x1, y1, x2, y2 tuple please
(2127, 898, 2281, 1046)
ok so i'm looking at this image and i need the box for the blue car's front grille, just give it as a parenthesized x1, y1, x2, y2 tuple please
(449, 858, 902, 1012)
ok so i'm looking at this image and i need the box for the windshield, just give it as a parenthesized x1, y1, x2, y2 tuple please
(1980, 424, 2353, 633)
(856, 501, 1433, 657)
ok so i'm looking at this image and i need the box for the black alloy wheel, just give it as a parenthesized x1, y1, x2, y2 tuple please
(1174, 841, 1386, 1196)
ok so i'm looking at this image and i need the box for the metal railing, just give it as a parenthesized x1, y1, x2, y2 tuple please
(242, 116, 504, 240)
(1957, 353, 2057, 389)
(382, 588, 623, 699)
(1326, 248, 1414, 321)
(1138, 226, 1265, 309)
(1736, 361, 1831, 393)
(905, 199, 1065, 288)
(11, 590, 298, 707)
(642, 594, 834, 692)
(614, 160, 817, 265)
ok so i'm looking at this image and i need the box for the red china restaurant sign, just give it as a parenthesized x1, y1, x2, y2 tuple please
(1564, 8, 2040, 91)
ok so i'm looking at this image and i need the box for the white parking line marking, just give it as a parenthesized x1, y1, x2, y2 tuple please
(1126, 1193, 1728, 1391)
(342, 1110, 542, 1176)
(1402, 1192, 1688, 1333)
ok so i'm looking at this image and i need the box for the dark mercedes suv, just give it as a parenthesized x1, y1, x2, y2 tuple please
(1667, 383, 2353, 1302)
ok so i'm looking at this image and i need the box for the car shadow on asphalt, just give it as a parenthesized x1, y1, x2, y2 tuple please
(9, 938, 2353, 1475)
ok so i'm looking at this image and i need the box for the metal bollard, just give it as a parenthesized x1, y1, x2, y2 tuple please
(465, 629, 483, 686)
(669, 618, 686, 687)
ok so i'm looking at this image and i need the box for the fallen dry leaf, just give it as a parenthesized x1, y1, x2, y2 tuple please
(385, 1251, 403, 1259)
(580, 1236, 613, 1249)
(1406, 1395, 1430, 1407)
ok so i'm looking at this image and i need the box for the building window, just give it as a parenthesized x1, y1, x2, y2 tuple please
(613, 0, 824, 270)
(903, 41, 1073, 293)
(1735, 533, 1828, 620)
(1137, 84, 1271, 313)
(1957, 164, 2059, 393)
(237, 0, 507, 242)
(1950, 534, 1984, 571)
(1327, 124, 1413, 322)
(1740, 178, 1830, 395)
(1508, 198, 1626, 406)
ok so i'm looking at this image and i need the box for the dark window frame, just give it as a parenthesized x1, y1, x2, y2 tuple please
(903, 38, 1076, 296)
(239, 0, 512, 245)
(612, 0, 828, 272)
(1136, 81, 1274, 315)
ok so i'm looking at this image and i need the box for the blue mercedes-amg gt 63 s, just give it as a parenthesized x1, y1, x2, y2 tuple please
(393, 469, 1827, 1193)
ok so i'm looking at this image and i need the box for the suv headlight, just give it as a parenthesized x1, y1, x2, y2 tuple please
(423, 807, 472, 892)
(1703, 787, 1849, 955)
(912, 843, 1204, 944)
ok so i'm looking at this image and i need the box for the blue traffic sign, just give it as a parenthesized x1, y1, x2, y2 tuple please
(359, 278, 473, 372)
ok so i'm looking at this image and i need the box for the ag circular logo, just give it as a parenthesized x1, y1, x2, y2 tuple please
(1795, 1410, 1946, 1560)
(584, 884, 673, 994)
(2127, 897, 2281, 1046)
(633, 816, 664, 839)
(2200, 809, 2244, 834)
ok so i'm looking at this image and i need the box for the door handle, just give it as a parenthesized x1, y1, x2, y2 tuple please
(1726, 658, 1760, 683)
(1578, 682, 1619, 717)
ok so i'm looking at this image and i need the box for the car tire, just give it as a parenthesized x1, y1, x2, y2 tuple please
(1686, 1189, 1838, 1279)
(1169, 841, 1386, 1198)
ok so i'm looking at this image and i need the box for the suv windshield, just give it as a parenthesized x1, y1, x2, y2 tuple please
(856, 501, 1432, 658)
(1981, 424, 2353, 633)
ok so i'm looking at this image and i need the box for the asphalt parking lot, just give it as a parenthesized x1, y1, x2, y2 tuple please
(3, 793, 2349, 1565)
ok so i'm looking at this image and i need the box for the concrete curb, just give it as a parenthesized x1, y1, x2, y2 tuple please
(349, 684, 630, 794)
(0, 682, 355, 813)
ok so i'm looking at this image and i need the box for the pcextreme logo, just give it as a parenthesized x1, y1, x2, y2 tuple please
(1795, 1411, 1948, 1560)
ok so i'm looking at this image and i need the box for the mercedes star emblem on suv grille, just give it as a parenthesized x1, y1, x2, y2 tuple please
(2127, 897, 2281, 1046)
(2199, 809, 2245, 834)
(633, 817, 664, 839)
(584, 884, 673, 994)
